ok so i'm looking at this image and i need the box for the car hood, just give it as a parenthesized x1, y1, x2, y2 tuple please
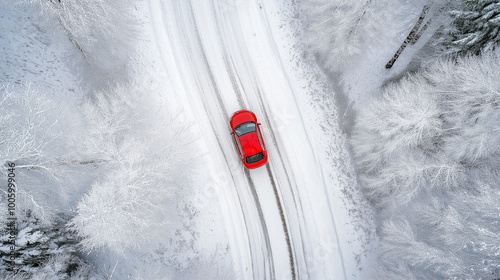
(239, 132, 262, 157)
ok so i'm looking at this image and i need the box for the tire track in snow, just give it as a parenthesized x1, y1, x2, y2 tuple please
(209, 3, 313, 278)
(151, 1, 275, 278)
(209, 2, 298, 279)
(256, 2, 348, 278)
(224, 43, 298, 280)
(184, 1, 276, 279)
(255, 87, 308, 279)
(264, 164, 296, 280)
(149, 3, 257, 277)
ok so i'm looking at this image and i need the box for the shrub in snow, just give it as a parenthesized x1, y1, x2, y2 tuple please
(71, 82, 195, 254)
(442, 0, 500, 55)
(352, 49, 500, 278)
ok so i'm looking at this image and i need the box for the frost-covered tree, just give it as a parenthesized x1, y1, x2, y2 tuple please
(70, 153, 174, 253)
(445, 0, 500, 55)
(373, 187, 500, 279)
(351, 74, 453, 209)
(0, 84, 79, 225)
(70, 82, 195, 254)
(353, 49, 500, 278)
(416, 189, 500, 278)
(375, 217, 465, 279)
(0, 84, 64, 171)
(424, 49, 500, 164)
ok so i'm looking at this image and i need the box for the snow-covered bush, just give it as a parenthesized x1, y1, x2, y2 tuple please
(71, 82, 196, 254)
(352, 49, 500, 278)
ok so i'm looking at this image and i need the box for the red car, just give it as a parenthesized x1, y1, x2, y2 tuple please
(230, 110, 268, 169)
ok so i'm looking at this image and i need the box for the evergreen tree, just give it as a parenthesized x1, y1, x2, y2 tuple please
(0, 213, 92, 279)
(447, 0, 500, 55)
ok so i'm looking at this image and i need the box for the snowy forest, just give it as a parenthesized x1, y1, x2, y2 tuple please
(0, 0, 219, 279)
(1, 0, 500, 279)
(302, 0, 500, 279)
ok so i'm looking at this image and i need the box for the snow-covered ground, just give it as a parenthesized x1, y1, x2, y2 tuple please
(132, 0, 370, 278)
(339, 1, 439, 111)
(1, 0, 390, 278)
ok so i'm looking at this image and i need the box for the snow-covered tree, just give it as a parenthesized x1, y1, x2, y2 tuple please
(351, 74, 452, 209)
(424, 49, 500, 163)
(0, 214, 93, 280)
(0, 84, 79, 225)
(375, 217, 465, 279)
(444, 0, 500, 55)
(70, 82, 195, 254)
(353, 49, 500, 278)
(372, 187, 500, 279)
(70, 152, 174, 253)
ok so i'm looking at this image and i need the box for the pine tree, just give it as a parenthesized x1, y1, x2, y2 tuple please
(447, 0, 500, 55)
(0, 213, 92, 279)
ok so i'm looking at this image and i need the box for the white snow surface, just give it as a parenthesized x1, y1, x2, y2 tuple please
(139, 0, 368, 279)
(0, 0, 376, 279)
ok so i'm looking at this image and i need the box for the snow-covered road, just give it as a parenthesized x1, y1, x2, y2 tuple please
(147, 0, 363, 279)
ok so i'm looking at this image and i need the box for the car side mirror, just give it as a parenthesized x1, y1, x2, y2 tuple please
(257, 123, 261, 125)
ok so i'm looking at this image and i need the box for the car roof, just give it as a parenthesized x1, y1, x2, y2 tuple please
(239, 130, 263, 157)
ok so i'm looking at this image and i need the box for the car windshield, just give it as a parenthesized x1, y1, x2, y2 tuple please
(246, 152, 264, 164)
(234, 121, 256, 137)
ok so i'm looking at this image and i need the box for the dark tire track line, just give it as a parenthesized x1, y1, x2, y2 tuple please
(185, 1, 276, 279)
(261, 2, 348, 279)
(265, 164, 296, 280)
(258, 2, 350, 277)
(210, 3, 298, 279)
(255, 86, 309, 279)
(161, 1, 273, 278)
(154, 4, 258, 276)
